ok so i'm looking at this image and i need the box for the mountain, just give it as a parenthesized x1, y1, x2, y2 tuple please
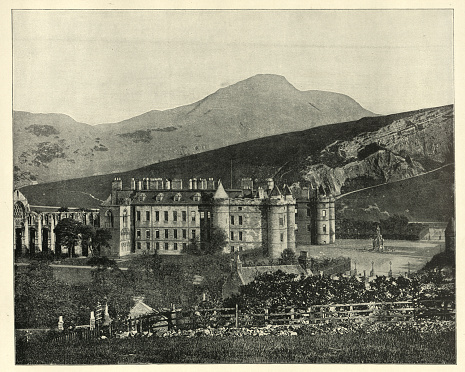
(13, 74, 374, 187)
(19, 105, 453, 222)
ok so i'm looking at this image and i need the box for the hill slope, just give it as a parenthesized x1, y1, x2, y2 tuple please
(19, 105, 453, 222)
(13, 74, 373, 187)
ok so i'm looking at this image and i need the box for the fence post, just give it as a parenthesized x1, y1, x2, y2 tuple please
(171, 304, 177, 329)
(264, 308, 269, 325)
(235, 304, 239, 328)
(290, 308, 295, 321)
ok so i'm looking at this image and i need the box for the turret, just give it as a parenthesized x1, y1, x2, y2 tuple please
(212, 180, 230, 252)
(315, 195, 330, 244)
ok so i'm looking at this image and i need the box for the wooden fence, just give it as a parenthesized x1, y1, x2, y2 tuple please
(48, 299, 454, 343)
(122, 299, 455, 333)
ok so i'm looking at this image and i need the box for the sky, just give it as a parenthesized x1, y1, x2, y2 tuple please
(12, 10, 454, 124)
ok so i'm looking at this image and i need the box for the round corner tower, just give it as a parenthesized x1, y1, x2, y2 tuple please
(315, 195, 331, 245)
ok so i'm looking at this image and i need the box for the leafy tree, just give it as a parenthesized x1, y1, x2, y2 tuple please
(54, 218, 82, 257)
(92, 228, 112, 256)
(79, 224, 95, 257)
(183, 227, 228, 255)
(280, 248, 297, 264)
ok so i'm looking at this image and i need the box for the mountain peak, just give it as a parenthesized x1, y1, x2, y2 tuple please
(229, 74, 297, 91)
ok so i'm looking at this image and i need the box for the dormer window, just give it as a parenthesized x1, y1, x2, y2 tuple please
(138, 193, 146, 202)
(193, 192, 201, 202)
(156, 193, 164, 202)
(173, 193, 182, 202)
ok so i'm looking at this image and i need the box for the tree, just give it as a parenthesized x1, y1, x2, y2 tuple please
(280, 248, 297, 265)
(54, 218, 82, 257)
(92, 228, 112, 256)
(79, 224, 95, 257)
(183, 227, 228, 255)
(203, 227, 228, 255)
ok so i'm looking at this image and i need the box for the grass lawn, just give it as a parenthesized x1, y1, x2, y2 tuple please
(17, 330, 455, 364)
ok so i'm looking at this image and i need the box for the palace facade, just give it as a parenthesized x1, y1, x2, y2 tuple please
(13, 177, 336, 259)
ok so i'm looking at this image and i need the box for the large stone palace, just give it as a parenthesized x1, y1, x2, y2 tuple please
(13, 177, 336, 259)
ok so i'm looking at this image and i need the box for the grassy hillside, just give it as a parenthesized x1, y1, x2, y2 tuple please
(19, 108, 432, 207)
(14, 74, 373, 187)
(337, 165, 454, 222)
(19, 105, 454, 223)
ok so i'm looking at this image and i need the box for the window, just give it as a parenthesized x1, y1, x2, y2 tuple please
(239, 246, 243, 252)
(192, 230, 196, 239)
(136, 230, 141, 239)
(230, 216, 235, 225)
(105, 210, 114, 228)
(136, 211, 141, 222)
(164, 211, 169, 222)
(183, 243, 187, 250)
(200, 211, 205, 219)
(239, 216, 243, 225)
(182, 211, 187, 221)
(155, 230, 160, 239)
(191, 211, 196, 222)
(164, 229, 169, 239)
(173, 211, 177, 222)
(155, 211, 160, 222)
(230, 246, 235, 253)
(156, 242, 160, 250)
(322, 210, 326, 217)
(146, 211, 150, 221)
(174, 193, 182, 202)
(323, 224, 327, 233)
(174, 243, 178, 251)
(182, 229, 187, 239)
(174, 229, 178, 239)
(280, 233, 284, 242)
(307, 208, 311, 217)
(146, 230, 150, 239)
(164, 243, 169, 250)
(156, 193, 164, 202)
(137, 242, 141, 250)
(193, 193, 201, 202)
(208, 212, 211, 219)
(307, 224, 311, 232)
(239, 231, 243, 241)
(238, 207, 243, 211)
(123, 209, 128, 227)
(279, 217, 284, 226)
(146, 242, 150, 250)
(230, 231, 234, 241)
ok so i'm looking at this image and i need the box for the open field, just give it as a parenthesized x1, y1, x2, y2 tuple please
(17, 327, 455, 364)
(298, 239, 443, 277)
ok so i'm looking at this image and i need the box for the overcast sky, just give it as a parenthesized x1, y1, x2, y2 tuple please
(13, 10, 453, 124)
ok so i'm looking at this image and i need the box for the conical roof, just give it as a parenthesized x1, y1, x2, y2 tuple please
(269, 185, 282, 198)
(213, 180, 229, 199)
(282, 184, 292, 196)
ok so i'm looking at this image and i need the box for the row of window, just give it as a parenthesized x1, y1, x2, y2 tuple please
(230, 231, 243, 241)
(230, 246, 244, 253)
(136, 241, 187, 251)
(136, 210, 211, 223)
(136, 229, 197, 240)
(230, 215, 243, 225)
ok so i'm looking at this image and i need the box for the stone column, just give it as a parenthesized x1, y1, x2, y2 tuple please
(23, 218, 29, 254)
(37, 215, 42, 252)
(50, 215, 56, 253)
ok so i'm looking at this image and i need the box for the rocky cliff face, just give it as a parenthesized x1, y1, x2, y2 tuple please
(300, 106, 453, 195)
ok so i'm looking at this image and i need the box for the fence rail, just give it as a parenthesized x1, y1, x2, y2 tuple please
(48, 299, 454, 343)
